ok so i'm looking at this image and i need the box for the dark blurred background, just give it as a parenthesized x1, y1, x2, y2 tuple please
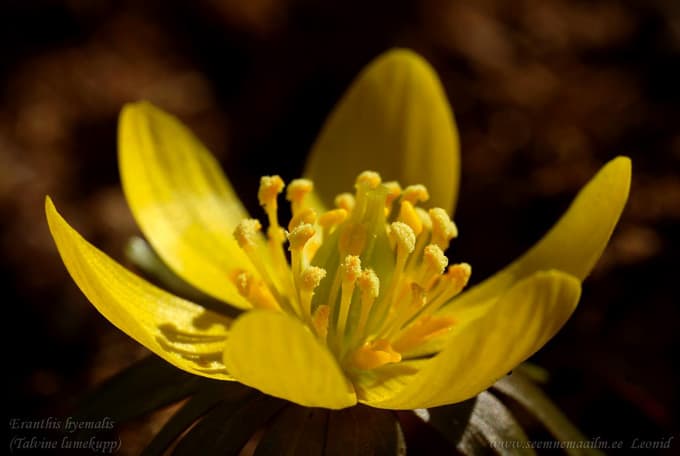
(2, 0, 678, 453)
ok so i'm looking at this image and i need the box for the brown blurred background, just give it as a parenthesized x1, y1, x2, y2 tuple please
(3, 0, 679, 452)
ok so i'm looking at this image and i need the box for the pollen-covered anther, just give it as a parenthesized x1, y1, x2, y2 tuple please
(402, 184, 430, 204)
(233, 219, 262, 249)
(258, 175, 285, 209)
(287, 223, 316, 251)
(288, 208, 317, 231)
(357, 269, 380, 299)
(318, 208, 348, 236)
(430, 207, 458, 250)
(389, 221, 416, 255)
(355, 171, 382, 189)
(444, 262, 472, 295)
(424, 244, 448, 275)
(232, 271, 279, 310)
(351, 339, 401, 370)
(300, 266, 327, 292)
(299, 266, 327, 319)
(354, 269, 379, 336)
(341, 255, 362, 287)
(286, 178, 313, 215)
(335, 193, 355, 212)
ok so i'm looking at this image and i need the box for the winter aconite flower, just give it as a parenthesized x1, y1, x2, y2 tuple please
(46, 49, 630, 410)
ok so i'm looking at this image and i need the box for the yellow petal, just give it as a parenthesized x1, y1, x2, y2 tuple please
(440, 156, 630, 316)
(119, 101, 254, 308)
(46, 197, 234, 381)
(223, 310, 356, 409)
(367, 270, 581, 409)
(305, 49, 460, 214)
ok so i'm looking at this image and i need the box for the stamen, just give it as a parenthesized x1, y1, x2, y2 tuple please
(232, 271, 279, 310)
(257, 176, 296, 300)
(367, 222, 414, 334)
(232, 171, 471, 381)
(430, 208, 458, 250)
(336, 255, 361, 337)
(299, 266, 326, 320)
(287, 224, 317, 302)
(356, 268, 380, 335)
(355, 171, 382, 189)
(415, 263, 472, 320)
(350, 339, 401, 370)
(389, 221, 416, 255)
(402, 184, 430, 204)
(381, 283, 427, 339)
(286, 178, 313, 215)
(420, 244, 449, 289)
(288, 223, 316, 251)
(335, 193, 355, 212)
(258, 175, 285, 232)
(233, 219, 262, 249)
(288, 208, 317, 231)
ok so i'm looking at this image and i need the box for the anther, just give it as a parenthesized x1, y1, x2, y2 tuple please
(286, 179, 313, 215)
(402, 184, 430, 204)
(389, 222, 416, 255)
(232, 271, 279, 310)
(258, 175, 285, 209)
(288, 208, 317, 231)
(430, 208, 458, 250)
(233, 219, 262, 249)
(420, 263, 472, 317)
(336, 255, 361, 336)
(335, 193, 355, 212)
(343, 269, 377, 340)
(300, 266, 327, 292)
(355, 171, 382, 189)
(318, 208, 348, 238)
(299, 266, 327, 319)
(423, 244, 448, 276)
(443, 263, 471, 296)
(287, 223, 316, 251)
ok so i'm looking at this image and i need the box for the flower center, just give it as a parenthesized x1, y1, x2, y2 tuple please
(231, 171, 470, 374)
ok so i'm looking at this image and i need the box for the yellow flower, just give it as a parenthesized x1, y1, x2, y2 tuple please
(45, 49, 630, 411)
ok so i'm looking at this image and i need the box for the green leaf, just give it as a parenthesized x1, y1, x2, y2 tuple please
(456, 392, 536, 456)
(325, 405, 405, 456)
(493, 373, 604, 456)
(75, 355, 207, 422)
(171, 393, 285, 456)
(142, 382, 251, 456)
(253, 405, 328, 455)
